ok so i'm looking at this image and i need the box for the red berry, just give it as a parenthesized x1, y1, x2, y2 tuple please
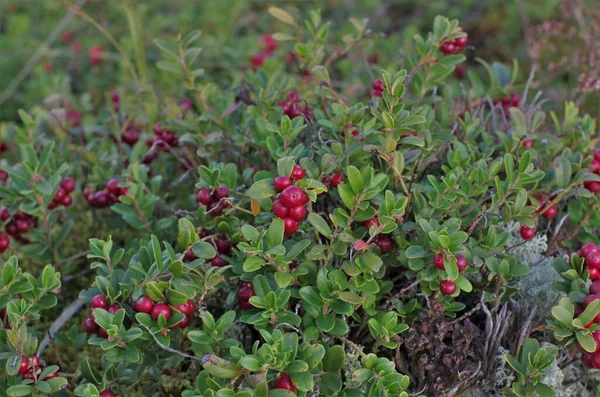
(105, 179, 120, 194)
(0, 234, 9, 252)
(588, 252, 600, 268)
(274, 374, 297, 392)
(173, 299, 195, 315)
(440, 41, 456, 55)
(592, 353, 600, 369)
(583, 352, 594, 368)
(575, 305, 585, 317)
(519, 225, 535, 240)
(107, 304, 120, 314)
(110, 91, 120, 103)
(215, 236, 231, 255)
(584, 295, 600, 308)
(280, 186, 309, 208)
(250, 51, 269, 69)
(522, 139, 534, 148)
(18, 355, 28, 374)
(363, 216, 380, 230)
(283, 218, 299, 235)
(150, 303, 171, 321)
(272, 200, 289, 219)
(287, 205, 307, 222)
(207, 201, 224, 216)
(581, 243, 599, 257)
(135, 296, 154, 313)
(376, 235, 393, 253)
(83, 318, 98, 334)
(211, 256, 228, 267)
(440, 280, 457, 295)
(21, 372, 34, 380)
(591, 281, 600, 295)
(592, 159, 600, 174)
(91, 295, 107, 309)
(98, 328, 109, 338)
(54, 187, 66, 201)
(196, 189, 212, 205)
(590, 267, 600, 280)
(454, 35, 468, 48)
(16, 219, 30, 233)
(213, 185, 230, 200)
(330, 173, 343, 187)
(433, 253, 445, 270)
(370, 90, 383, 98)
(93, 191, 109, 207)
(290, 165, 305, 181)
(456, 254, 468, 272)
(0, 207, 9, 220)
(170, 315, 191, 329)
(585, 180, 600, 193)
(43, 371, 58, 380)
(273, 176, 292, 192)
(61, 195, 73, 207)
(99, 391, 115, 397)
(371, 80, 384, 91)
(238, 284, 255, 309)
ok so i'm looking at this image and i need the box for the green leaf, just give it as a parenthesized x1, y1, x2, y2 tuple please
(266, 218, 284, 249)
(268, 6, 297, 26)
(248, 179, 277, 200)
(6, 385, 34, 396)
(307, 213, 332, 238)
(554, 156, 572, 189)
(323, 345, 345, 372)
(347, 166, 363, 195)
(191, 241, 216, 259)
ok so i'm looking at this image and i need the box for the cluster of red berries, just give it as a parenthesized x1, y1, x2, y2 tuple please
(250, 34, 278, 70)
(17, 355, 58, 382)
(82, 294, 117, 338)
(433, 253, 469, 295)
(535, 195, 558, 219)
(142, 123, 180, 164)
(370, 79, 384, 98)
(278, 91, 314, 121)
(274, 374, 297, 392)
(133, 296, 195, 329)
(584, 150, 600, 193)
(440, 34, 468, 55)
(237, 282, 256, 309)
(196, 185, 230, 217)
(185, 233, 232, 267)
(48, 177, 76, 209)
(580, 243, 600, 280)
(110, 90, 120, 113)
(579, 280, 600, 368)
(83, 179, 128, 208)
(88, 44, 103, 66)
(340, 124, 364, 142)
(272, 167, 309, 235)
(4, 210, 37, 243)
(519, 224, 536, 240)
(321, 173, 343, 188)
(493, 93, 520, 116)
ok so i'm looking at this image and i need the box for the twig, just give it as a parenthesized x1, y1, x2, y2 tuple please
(37, 299, 85, 356)
(274, 322, 303, 334)
(139, 323, 205, 362)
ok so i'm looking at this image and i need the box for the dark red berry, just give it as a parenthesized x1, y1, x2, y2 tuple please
(0, 207, 9, 220)
(590, 281, 600, 295)
(290, 165, 305, 181)
(585, 180, 600, 193)
(376, 235, 393, 253)
(98, 328, 109, 338)
(196, 189, 212, 205)
(370, 90, 382, 98)
(28, 356, 39, 368)
(99, 391, 115, 397)
(440, 280, 457, 295)
(91, 294, 107, 309)
(135, 296, 154, 313)
(107, 304, 120, 314)
(211, 256, 228, 267)
(215, 236, 231, 255)
(273, 176, 292, 192)
(280, 186, 309, 208)
(274, 374, 297, 392)
(150, 303, 171, 321)
(16, 219, 29, 233)
(21, 372, 34, 381)
(584, 295, 600, 308)
(170, 315, 191, 329)
(583, 353, 594, 368)
(0, 234, 9, 252)
(283, 218, 299, 235)
(83, 317, 98, 333)
(237, 284, 255, 309)
(54, 187, 66, 201)
(287, 205, 307, 222)
(213, 185, 229, 200)
(363, 216, 380, 229)
(105, 179, 120, 194)
(433, 253, 445, 270)
(207, 201, 224, 216)
(61, 195, 73, 207)
(519, 225, 535, 240)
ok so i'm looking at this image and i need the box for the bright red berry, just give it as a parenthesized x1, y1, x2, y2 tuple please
(330, 173, 343, 187)
(363, 216, 380, 229)
(0, 234, 9, 252)
(540, 205, 557, 219)
(283, 217, 299, 235)
(590, 267, 600, 280)
(280, 186, 309, 208)
(150, 303, 171, 321)
(287, 205, 307, 222)
(519, 225, 535, 240)
(273, 176, 292, 192)
(272, 200, 289, 218)
(290, 165, 305, 181)
(587, 252, 600, 268)
(454, 35, 468, 48)
(522, 139, 534, 148)
(274, 374, 297, 392)
(371, 80, 384, 91)
(433, 253, 445, 270)
(18, 355, 28, 374)
(456, 254, 468, 272)
(585, 180, 600, 193)
(99, 391, 115, 397)
(440, 41, 456, 55)
(173, 299, 195, 315)
(581, 243, 599, 257)
(135, 296, 154, 313)
(91, 295, 107, 309)
(440, 280, 457, 295)
(594, 149, 600, 163)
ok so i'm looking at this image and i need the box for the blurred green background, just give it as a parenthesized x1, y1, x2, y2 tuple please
(1, 0, 598, 121)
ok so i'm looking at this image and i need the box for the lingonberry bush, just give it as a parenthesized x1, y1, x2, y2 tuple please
(2, 3, 600, 397)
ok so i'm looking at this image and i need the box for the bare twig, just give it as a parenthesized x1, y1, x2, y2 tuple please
(139, 323, 205, 362)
